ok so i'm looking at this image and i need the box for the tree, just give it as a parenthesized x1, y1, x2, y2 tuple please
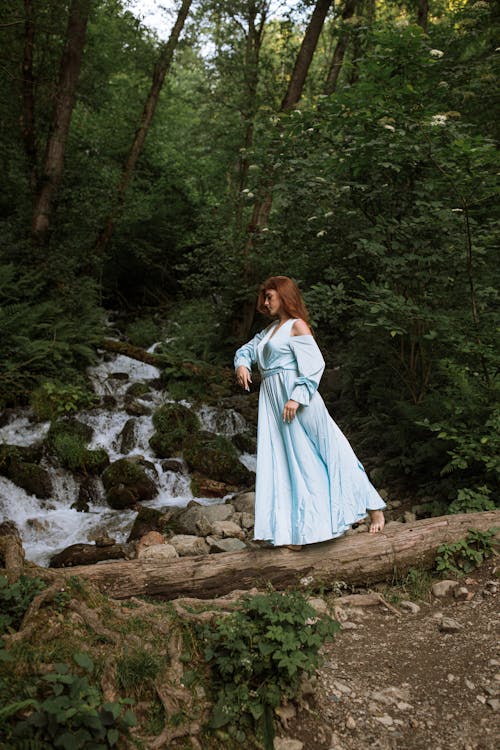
(31, 0, 92, 244)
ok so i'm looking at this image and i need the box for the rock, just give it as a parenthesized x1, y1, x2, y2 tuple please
(403, 511, 416, 523)
(240, 511, 254, 529)
(331, 679, 352, 695)
(184, 431, 253, 486)
(464, 678, 475, 690)
(439, 617, 462, 633)
(125, 400, 151, 417)
(169, 534, 209, 556)
(102, 458, 157, 509)
(75, 476, 102, 510)
(374, 714, 394, 727)
(161, 458, 185, 473)
(274, 738, 303, 750)
(211, 520, 246, 540)
(149, 402, 200, 458)
(431, 580, 459, 598)
(307, 597, 329, 615)
(119, 418, 137, 454)
(190, 473, 238, 498)
(453, 586, 470, 600)
(232, 431, 257, 454)
(400, 600, 420, 614)
(136, 530, 165, 554)
(486, 698, 499, 711)
(175, 502, 235, 535)
(207, 537, 247, 553)
(127, 506, 166, 541)
(230, 491, 255, 514)
(93, 535, 115, 547)
(137, 544, 178, 561)
(125, 382, 151, 399)
(5, 461, 53, 499)
(345, 715, 356, 730)
(340, 621, 357, 630)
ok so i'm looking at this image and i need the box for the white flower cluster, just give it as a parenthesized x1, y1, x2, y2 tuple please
(430, 49, 444, 58)
(430, 114, 448, 126)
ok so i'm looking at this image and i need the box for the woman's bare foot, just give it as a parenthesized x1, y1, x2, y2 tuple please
(368, 509, 385, 533)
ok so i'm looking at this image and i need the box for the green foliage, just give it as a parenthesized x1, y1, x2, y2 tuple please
(116, 650, 162, 694)
(435, 528, 498, 577)
(47, 420, 108, 475)
(402, 567, 433, 601)
(31, 380, 97, 421)
(2, 653, 136, 749)
(124, 316, 163, 348)
(448, 486, 496, 515)
(199, 590, 339, 747)
(0, 575, 46, 634)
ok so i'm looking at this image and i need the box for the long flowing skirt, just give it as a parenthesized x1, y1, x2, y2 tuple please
(253, 371, 385, 546)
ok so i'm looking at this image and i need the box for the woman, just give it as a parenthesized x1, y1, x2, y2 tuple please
(234, 275, 385, 549)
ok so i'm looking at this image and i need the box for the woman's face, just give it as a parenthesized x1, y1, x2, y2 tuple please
(263, 289, 282, 317)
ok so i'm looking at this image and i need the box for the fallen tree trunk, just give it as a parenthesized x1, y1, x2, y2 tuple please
(53, 511, 500, 600)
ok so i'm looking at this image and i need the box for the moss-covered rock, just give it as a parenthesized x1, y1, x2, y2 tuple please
(102, 458, 157, 509)
(125, 382, 152, 399)
(149, 402, 200, 458)
(45, 419, 107, 474)
(0, 444, 43, 474)
(232, 431, 257, 454)
(5, 461, 52, 499)
(127, 506, 168, 541)
(183, 431, 253, 487)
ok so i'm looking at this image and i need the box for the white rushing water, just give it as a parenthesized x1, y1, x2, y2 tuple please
(0, 343, 255, 566)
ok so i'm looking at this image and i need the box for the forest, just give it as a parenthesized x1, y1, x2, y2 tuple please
(1, 0, 498, 511)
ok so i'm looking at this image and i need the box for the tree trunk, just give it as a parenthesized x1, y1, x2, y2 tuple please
(94, 0, 193, 257)
(280, 0, 333, 111)
(417, 0, 429, 33)
(31, 0, 91, 244)
(324, 0, 357, 94)
(53, 511, 500, 600)
(21, 0, 37, 192)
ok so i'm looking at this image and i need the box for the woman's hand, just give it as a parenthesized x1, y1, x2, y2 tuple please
(283, 399, 299, 423)
(236, 365, 252, 391)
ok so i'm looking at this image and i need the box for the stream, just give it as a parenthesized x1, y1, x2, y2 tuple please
(0, 347, 255, 566)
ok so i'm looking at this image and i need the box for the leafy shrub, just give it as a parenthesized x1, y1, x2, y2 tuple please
(125, 316, 163, 348)
(448, 486, 496, 515)
(2, 652, 136, 749)
(0, 575, 46, 634)
(199, 590, 339, 748)
(435, 528, 498, 576)
(31, 380, 97, 421)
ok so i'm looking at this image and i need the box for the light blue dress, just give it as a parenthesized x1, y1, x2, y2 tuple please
(234, 318, 386, 546)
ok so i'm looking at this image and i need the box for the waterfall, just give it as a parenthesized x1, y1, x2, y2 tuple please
(0, 343, 255, 566)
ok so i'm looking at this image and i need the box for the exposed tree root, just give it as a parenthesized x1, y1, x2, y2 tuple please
(69, 599, 121, 643)
(0, 522, 26, 583)
(334, 592, 402, 617)
(145, 630, 209, 749)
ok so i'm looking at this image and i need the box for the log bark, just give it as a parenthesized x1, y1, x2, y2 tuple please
(55, 511, 500, 600)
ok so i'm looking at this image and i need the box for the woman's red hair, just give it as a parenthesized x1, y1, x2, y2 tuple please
(257, 276, 310, 323)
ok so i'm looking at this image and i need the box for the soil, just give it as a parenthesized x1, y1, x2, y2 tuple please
(279, 560, 499, 750)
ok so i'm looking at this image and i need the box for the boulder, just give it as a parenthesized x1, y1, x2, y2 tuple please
(183, 431, 253, 486)
(5, 461, 52, 499)
(230, 491, 255, 515)
(206, 537, 247, 553)
(119, 418, 137, 454)
(175, 502, 235, 535)
(190, 472, 238, 498)
(232, 431, 257, 454)
(102, 458, 157, 509)
(127, 505, 167, 541)
(73, 476, 102, 512)
(137, 544, 178, 561)
(169, 534, 209, 556)
(161, 458, 185, 473)
(211, 520, 246, 540)
(149, 402, 200, 458)
(49, 542, 129, 567)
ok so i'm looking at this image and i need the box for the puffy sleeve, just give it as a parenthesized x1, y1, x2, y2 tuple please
(288, 335, 325, 406)
(234, 328, 268, 371)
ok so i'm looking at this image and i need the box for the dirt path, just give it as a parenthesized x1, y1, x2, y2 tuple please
(278, 562, 499, 750)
